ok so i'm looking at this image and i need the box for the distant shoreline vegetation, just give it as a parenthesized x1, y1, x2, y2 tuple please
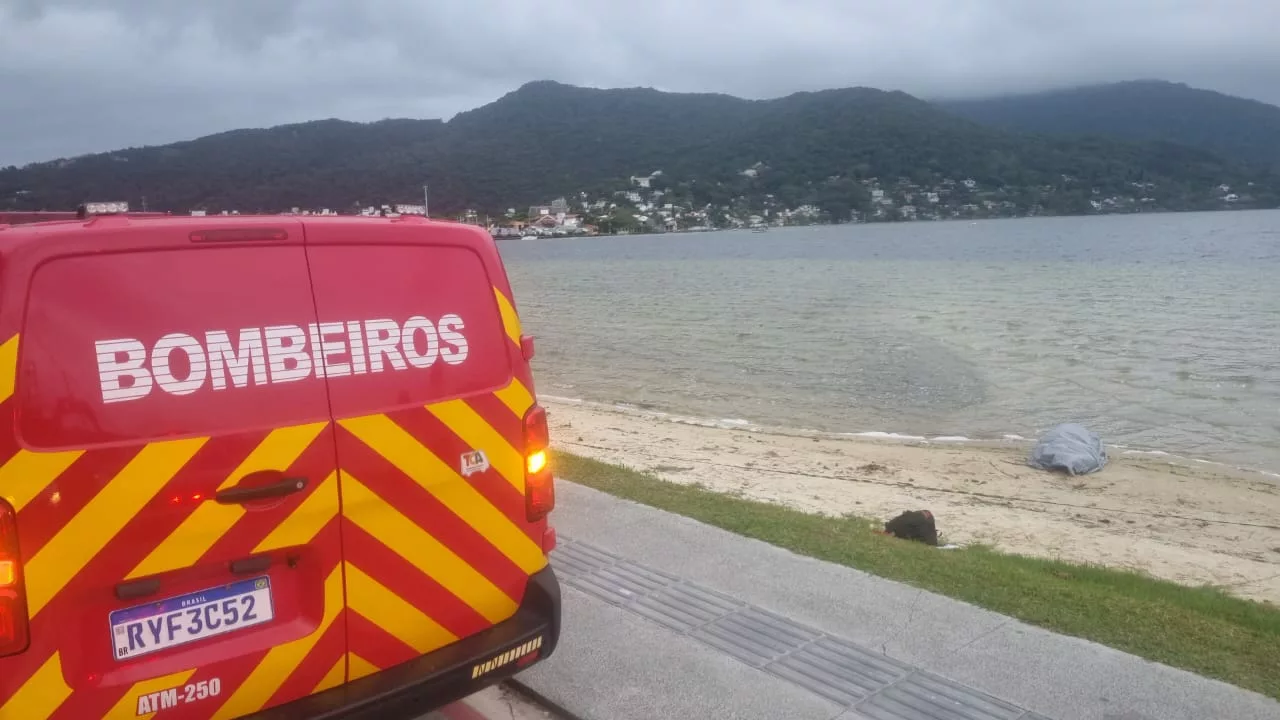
(3, 80, 1278, 226)
(494, 171, 1273, 236)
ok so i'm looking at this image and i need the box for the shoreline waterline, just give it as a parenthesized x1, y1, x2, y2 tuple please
(539, 394, 1280, 483)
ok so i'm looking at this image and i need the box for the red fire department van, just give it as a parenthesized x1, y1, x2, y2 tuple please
(0, 211, 560, 719)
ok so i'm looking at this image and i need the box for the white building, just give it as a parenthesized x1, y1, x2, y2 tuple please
(630, 171, 662, 188)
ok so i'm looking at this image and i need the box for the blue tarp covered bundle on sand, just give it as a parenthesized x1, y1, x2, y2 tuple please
(1028, 423, 1107, 475)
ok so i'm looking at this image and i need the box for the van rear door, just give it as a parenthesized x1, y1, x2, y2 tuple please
(0, 218, 347, 719)
(301, 218, 549, 675)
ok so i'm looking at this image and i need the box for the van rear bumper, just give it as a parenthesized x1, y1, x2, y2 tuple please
(245, 565, 562, 720)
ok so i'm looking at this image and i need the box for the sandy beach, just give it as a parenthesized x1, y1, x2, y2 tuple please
(544, 397, 1280, 605)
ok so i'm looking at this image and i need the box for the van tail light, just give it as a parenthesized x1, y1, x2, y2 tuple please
(0, 499, 30, 657)
(523, 405, 555, 523)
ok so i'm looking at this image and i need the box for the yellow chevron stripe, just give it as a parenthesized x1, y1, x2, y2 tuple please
(493, 287, 522, 345)
(255, 471, 339, 553)
(494, 379, 534, 418)
(0, 449, 84, 513)
(428, 399, 524, 491)
(25, 437, 206, 617)
(210, 565, 344, 720)
(105, 669, 196, 719)
(129, 422, 328, 579)
(339, 415, 545, 575)
(0, 652, 71, 720)
(346, 562, 458, 654)
(349, 653, 379, 681)
(0, 335, 84, 514)
(312, 656, 346, 696)
(0, 334, 18, 404)
(342, 475, 518, 623)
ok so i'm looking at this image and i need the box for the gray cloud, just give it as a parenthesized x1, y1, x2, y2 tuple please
(3, 0, 1279, 166)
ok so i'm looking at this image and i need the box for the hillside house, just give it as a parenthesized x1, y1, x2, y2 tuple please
(630, 171, 662, 188)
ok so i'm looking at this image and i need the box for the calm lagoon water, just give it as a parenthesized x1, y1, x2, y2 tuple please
(499, 211, 1280, 474)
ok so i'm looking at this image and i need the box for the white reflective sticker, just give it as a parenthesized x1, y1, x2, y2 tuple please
(461, 450, 490, 477)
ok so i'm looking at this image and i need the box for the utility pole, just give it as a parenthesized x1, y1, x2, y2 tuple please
(423, 184, 429, 218)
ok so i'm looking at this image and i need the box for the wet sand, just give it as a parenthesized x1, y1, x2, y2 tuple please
(545, 398, 1280, 604)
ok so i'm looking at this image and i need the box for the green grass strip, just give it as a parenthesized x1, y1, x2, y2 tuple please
(553, 450, 1280, 700)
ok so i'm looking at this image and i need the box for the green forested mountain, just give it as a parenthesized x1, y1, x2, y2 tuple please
(2, 80, 1277, 218)
(938, 81, 1280, 171)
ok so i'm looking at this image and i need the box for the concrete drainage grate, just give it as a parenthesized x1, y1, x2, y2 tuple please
(691, 606, 824, 668)
(551, 539, 618, 578)
(550, 538, 1048, 720)
(767, 635, 914, 707)
(598, 560, 679, 597)
(632, 582, 743, 633)
(565, 560, 676, 607)
(857, 671, 1026, 720)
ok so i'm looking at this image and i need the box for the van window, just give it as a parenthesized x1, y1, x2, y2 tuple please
(18, 246, 330, 449)
(303, 242, 513, 419)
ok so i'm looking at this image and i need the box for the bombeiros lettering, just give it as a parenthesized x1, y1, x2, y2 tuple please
(96, 314, 469, 404)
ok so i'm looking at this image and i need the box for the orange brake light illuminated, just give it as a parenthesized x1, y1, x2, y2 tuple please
(522, 405, 555, 522)
(527, 449, 548, 475)
(0, 500, 29, 655)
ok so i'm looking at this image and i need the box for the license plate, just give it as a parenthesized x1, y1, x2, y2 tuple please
(110, 577, 274, 661)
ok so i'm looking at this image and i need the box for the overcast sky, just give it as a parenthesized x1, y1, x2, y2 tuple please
(3, 0, 1278, 167)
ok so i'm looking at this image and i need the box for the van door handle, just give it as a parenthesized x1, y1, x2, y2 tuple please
(116, 577, 161, 601)
(215, 477, 308, 504)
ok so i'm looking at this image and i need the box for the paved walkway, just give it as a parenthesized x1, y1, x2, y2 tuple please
(422, 685, 559, 719)
(520, 482, 1280, 720)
